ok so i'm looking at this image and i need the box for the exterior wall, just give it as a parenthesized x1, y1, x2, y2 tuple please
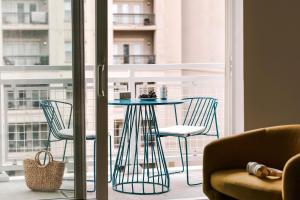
(182, 0, 225, 63)
(83, 0, 95, 65)
(155, 0, 225, 64)
(155, 0, 182, 64)
(48, 0, 64, 65)
(108, 0, 114, 65)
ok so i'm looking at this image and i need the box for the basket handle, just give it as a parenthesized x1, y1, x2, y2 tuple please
(35, 150, 54, 167)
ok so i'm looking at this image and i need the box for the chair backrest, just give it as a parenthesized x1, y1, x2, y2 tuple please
(40, 100, 72, 140)
(182, 97, 218, 134)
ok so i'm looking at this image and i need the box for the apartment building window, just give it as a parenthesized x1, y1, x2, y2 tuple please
(132, 43, 142, 64)
(121, 4, 129, 24)
(17, 3, 25, 23)
(6, 84, 49, 110)
(64, 0, 71, 22)
(3, 40, 49, 65)
(123, 44, 130, 64)
(8, 122, 48, 152)
(65, 41, 72, 63)
(30, 4, 37, 13)
(133, 4, 142, 24)
(140, 120, 155, 147)
(112, 4, 118, 24)
(65, 83, 73, 101)
(114, 119, 124, 148)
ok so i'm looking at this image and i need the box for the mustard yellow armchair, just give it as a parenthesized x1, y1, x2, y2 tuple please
(203, 125, 300, 200)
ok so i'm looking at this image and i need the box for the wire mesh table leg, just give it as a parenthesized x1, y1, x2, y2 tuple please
(112, 105, 170, 194)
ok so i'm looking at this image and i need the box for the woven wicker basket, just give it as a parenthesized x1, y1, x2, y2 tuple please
(23, 150, 65, 192)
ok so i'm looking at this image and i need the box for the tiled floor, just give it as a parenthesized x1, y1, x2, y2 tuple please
(0, 172, 207, 200)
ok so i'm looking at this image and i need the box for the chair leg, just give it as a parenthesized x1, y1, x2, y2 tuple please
(178, 137, 185, 173)
(149, 136, 184, 178)
(62, 140, 68, 162)
(108, 134, 112, 183)
(214, 112, 220, 139)
(169, 137, 185, 175)
(88, 136, 112, 193)
(43, 134, 51, 164)
(184, 137, 201, 186)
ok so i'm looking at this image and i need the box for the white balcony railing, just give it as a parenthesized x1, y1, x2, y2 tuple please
(113, 13, 155, 26)
(2, 12, 48, 25)
(0, 63, 224, 173)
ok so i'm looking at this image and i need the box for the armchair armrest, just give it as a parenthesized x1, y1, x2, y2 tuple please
(283, 153, 300, 200)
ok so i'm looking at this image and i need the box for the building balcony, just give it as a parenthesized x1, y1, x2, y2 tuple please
(3, 55, 49, 66)
(113, 14, 156, 31)
(2, 12, 48, 25)
(0, 63, 224, 199)
(113, 13, 155, 26)
(113, 55, 155, 64)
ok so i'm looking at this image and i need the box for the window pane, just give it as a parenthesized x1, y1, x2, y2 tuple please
(33, 132, 39, 140)
(8, 133, 15, 140)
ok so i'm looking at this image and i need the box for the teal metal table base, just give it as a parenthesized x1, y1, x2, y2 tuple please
(112, 105, 170, 195)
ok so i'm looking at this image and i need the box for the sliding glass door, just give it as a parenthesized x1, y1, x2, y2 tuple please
(0, 0, 230, 199)
(72, 0, 108, 199)
(95, 0, 109, 199)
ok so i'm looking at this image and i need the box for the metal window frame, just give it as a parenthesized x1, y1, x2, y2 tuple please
(96, 0, 109, 199)
(72, 0, 87, 199)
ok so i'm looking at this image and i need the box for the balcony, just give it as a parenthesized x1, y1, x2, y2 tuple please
(113, 55, 155, 64)
(0, 63, 224, 199)
(2, 12, 48, 25)
(3, 55, 49, 65)
(113, 13, 155, 26)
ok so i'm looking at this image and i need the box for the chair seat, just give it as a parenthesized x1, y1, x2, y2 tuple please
(211, 169, 282, 200)
(58, 129, 99, 140)
(158, 125, 205, 137)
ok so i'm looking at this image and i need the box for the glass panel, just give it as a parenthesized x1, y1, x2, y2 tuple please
(0, 0, 75, 198)
(109, 0, 225, 198)
(84, 0, 96, 196)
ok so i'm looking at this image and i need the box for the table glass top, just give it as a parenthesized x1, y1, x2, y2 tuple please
(108, 99, 186, 105)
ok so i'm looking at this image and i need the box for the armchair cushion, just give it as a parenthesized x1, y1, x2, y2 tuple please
(159, 125, 205, 137)
(211, 169, 282, 200)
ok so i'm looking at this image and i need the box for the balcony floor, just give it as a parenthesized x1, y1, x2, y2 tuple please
(0, 172, 207, 200)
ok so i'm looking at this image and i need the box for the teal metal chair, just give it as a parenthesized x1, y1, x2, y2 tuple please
(40, 100, 112, 192)
(159, 97, 219, 186)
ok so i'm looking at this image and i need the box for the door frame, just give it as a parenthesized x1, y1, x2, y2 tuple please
(225, 0, 244, 136)
(72, 0, 87, 199)
(95, 0, 109, 200)
(71, 0, 244, 199)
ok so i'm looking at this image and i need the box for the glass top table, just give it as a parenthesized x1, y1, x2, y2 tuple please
(108, 99, 185, 194)
(109, 99, 185, 106)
